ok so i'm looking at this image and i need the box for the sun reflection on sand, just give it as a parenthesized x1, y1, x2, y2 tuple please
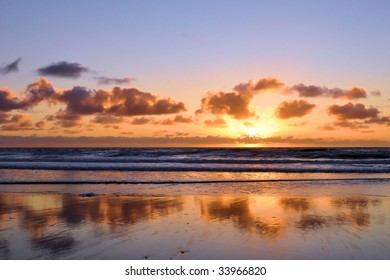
(0, 193, 389, 259)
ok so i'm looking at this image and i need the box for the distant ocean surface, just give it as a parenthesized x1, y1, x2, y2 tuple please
(0, 147, 390, 184)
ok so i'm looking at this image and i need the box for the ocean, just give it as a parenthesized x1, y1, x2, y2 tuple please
(1, 147, 390, 259)
(0, 147, 389, 185)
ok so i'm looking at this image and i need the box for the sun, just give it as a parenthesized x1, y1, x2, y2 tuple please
(240, 117, 279, 137)
(223, 116, 279, 138)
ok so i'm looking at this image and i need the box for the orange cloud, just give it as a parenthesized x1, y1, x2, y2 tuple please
(0, 89, 25, 112)
(108, 87, 185, 116)
(276, 100, 316, 119)
(157, 115, 193, 125)
(46, 110, 83, 128)
(204, 118, 227, 127)
(197, 91, 254, 119)
(233, 77, 284, 94)
(328, 103, 379, 120)
(130, 117, 152, 125)
(0, 113, 33, 131)
(91, 115, 124, 124)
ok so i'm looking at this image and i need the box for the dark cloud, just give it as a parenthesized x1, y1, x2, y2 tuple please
(105, 124, 120, 129)
(91, 115, 123, 124)
(35, 121, 47, 130)
(0, 58, 22, 75)
(0, 79, 57, 112)
(371, 90, 381, 97)
(157, 115, 193, 125)
(0, 114, 33, 131)
(175, 132, 189, 137)
(94, 76, 134, 85)
(58, 87, 110, 115)
(197, 91, 254, 119)
(46, 110, 82, 128)
(328, 103, 379, 120)
(233, 77, 284, 95)
(0, 89, 25, 112)
(172, 115, 192, 123)
(276, 100, 316, 119)
(131, 117, 152, 125)
(318, 121, 372, 131)
(290, 84, 324, 97)
(63, 129, 81, 134)
(344, 87, 367, 99)
(290, 84, 367, 100)
(24, 78, 57, 105)
(364, 116, 390, 126)
(108, 87, 185, 116)
(332, 120, 370, 130)
(37, 61, 89, 78)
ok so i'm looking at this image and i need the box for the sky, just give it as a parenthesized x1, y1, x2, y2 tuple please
(1, 0, 390, 147)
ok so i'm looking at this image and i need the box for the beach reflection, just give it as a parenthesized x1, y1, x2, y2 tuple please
(199, 197, 281, 238)
(0, 193, 389, 259)
(332, 197, 381, 228)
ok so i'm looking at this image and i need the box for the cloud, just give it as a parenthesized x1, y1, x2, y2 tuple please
(328, 103, 379, 120)
(157, 115, 193, 125)
(58, 87, 110, 115)
(0, 89, 25, 112)
(364, 116, 390, 126)
(332, 120, 369, 130)
(94, 76, 134, 85)
(63, 129, 81, 134)
(91, 115, 123, 124)
(233, 77, 284, 95)
(120, 131, 134, 135)
(371, 90, 381, 97)
(289, 84, 324, 97)
(108, 87, 185, 116)
(343, 87, 367, 99)
(46, 110, 83, 128)
(197, 91, 254, 119)
(0, 58, 22, 75)
(1, 135, 390, 147)
(172, 115, 192, 123)
(1, 79, 58, 112)
(35, 120, 47, 130)
(24, 78, 58, 105)
(131, 117, 152, 125)
(319, 121, 374, 131)
(37, 61, 89, 78)
(0, 113, 33, 131)
(290, 84, 367, 99)
(153, 130, 169, 137)
(288, 121, 309, 127)
(318, 124, 335, 131)
(276, 100, 316, 119)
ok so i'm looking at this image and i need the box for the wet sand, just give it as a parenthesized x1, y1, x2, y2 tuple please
(1, 181, 390, 259)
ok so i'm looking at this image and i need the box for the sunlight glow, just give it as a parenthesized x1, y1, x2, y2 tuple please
(240, 117, 279, 138)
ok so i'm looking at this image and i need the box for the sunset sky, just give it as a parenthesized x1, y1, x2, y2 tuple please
(1, 0, 390, 147)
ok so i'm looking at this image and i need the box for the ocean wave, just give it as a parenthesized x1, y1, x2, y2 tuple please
(1, 177, 390, 185)
(0, 161, 389, 173)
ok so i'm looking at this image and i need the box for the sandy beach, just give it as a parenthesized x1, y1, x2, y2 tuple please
(1, 180, 389, 260)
